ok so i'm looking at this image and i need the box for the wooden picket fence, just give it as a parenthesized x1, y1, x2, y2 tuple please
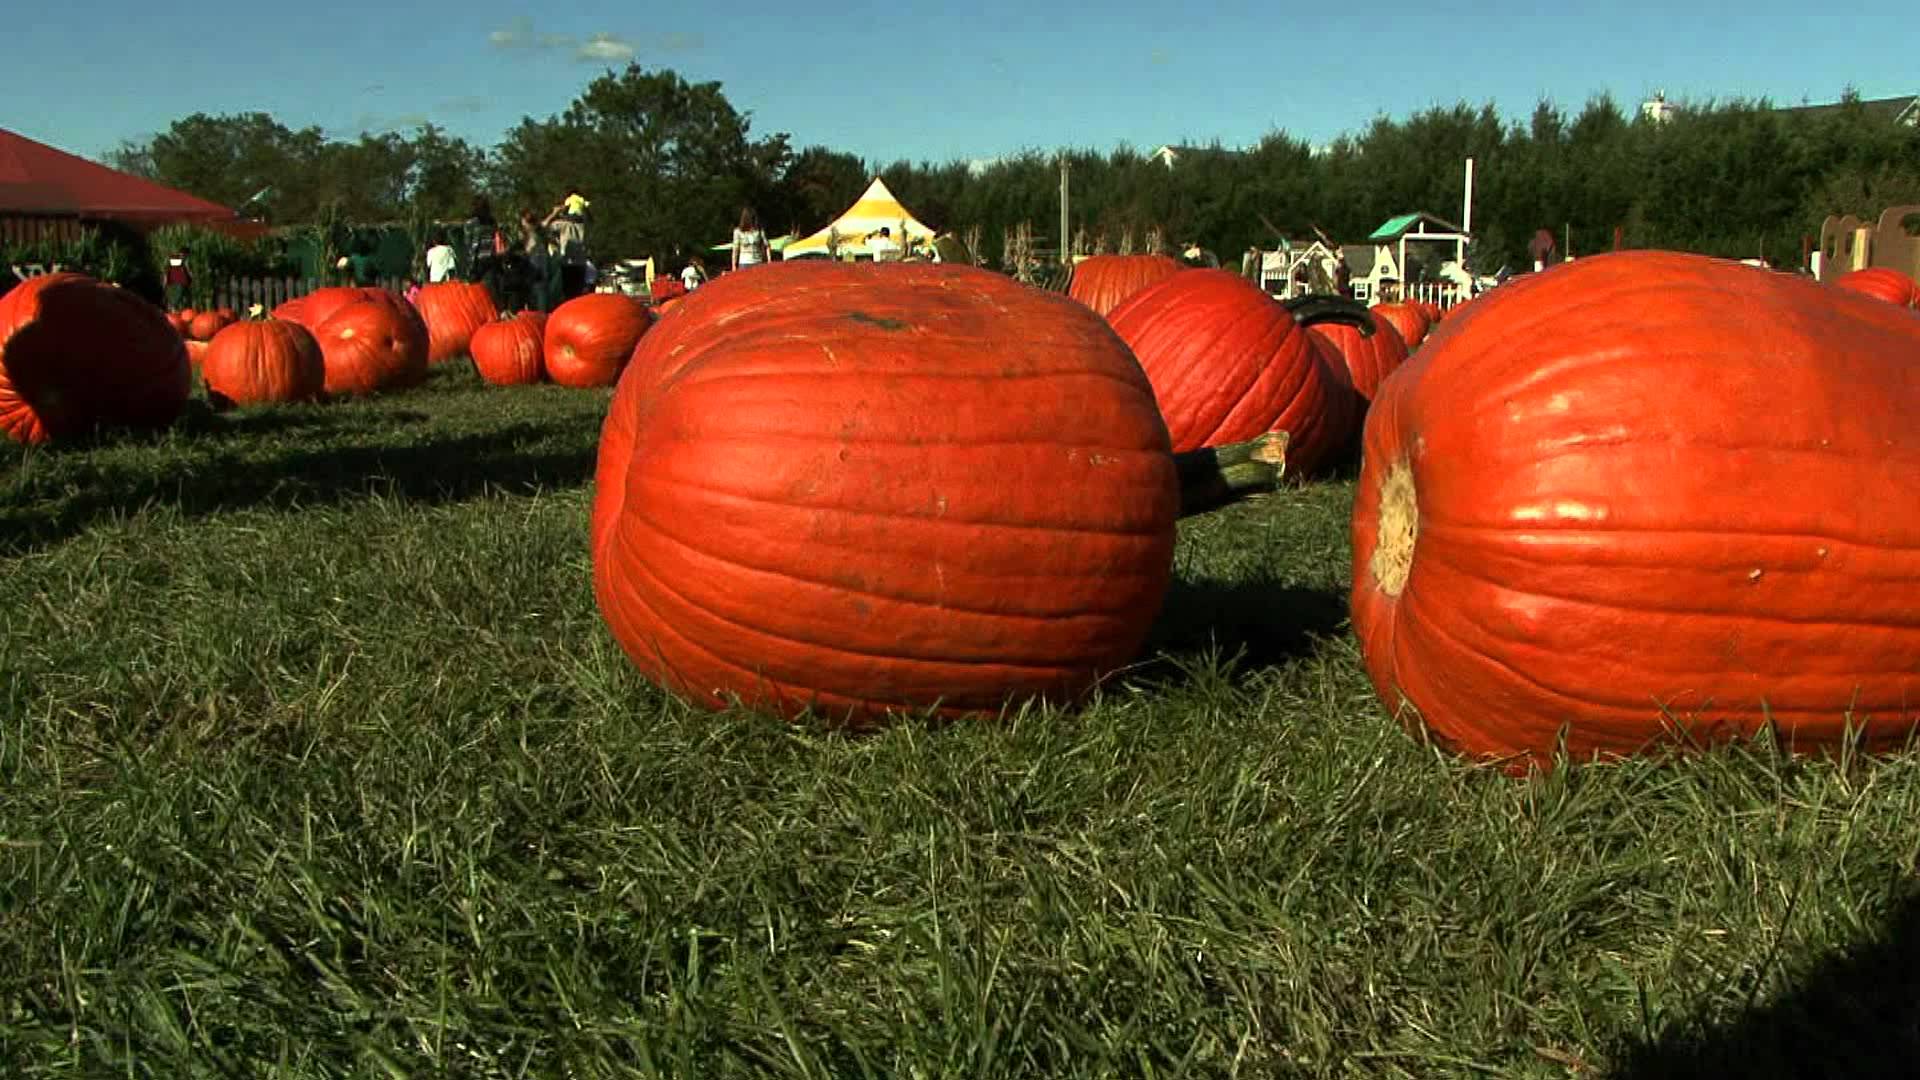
(206, 275, 409, 312)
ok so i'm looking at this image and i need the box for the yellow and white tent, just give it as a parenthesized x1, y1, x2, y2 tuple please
(780, 177, 937, 260)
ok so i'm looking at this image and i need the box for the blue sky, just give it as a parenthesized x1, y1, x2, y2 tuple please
(5, 2, 1915, 168)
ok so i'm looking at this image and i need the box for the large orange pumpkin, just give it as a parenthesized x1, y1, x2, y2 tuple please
(470, 312, 546, 386)
(1833, 267, 1920, 310)
(312, 298, 429, 396)
(1106, 270, 1367, 477)
(1369, 302, 1431, 349)
(592, 261, 1183, 724)
(1350, 251, 1920, 772)
(1066, 254, 1186, 318)
(0, 272, 190, 445)
(545, 293, 652, 388)
(201, 319, 326, 407)
(414, 281, 498, 363)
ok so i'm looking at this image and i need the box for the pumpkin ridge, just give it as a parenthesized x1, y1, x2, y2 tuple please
(1151, 292, 1282, 440)
(1422, 518, 1920, 555)
(615, 524, 1147, 665)
(635, 471, 1174, 538)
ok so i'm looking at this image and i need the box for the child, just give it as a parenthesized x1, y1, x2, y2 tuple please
(404, 277, 422, 306)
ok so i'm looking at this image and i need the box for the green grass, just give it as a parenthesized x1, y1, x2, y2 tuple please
(3, 364, 1918, 1078)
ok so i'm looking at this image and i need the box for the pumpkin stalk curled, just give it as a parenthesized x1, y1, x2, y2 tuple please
(1173, 432, 1289, 517)
(1282, 293, 1377, 336)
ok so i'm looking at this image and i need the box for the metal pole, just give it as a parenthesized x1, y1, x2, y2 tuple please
(1461, 157, 1474, 237)
(1059, 157, 1071, 267)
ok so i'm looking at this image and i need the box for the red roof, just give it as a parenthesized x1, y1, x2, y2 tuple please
(0, 127, 240, 225)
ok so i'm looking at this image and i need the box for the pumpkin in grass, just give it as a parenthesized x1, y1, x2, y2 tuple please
(1413, 299, 1443, 324)
(1309, 317, 1409, 404)
(591, 261, 1304, 725)
(312, 297, 428, 396)
(1833, 266, 1920, 310)
(1066, 253, 1185, 318)
(470, 311, 546, 385)
(414, 281, 498, 363)
(1350, 250, 1920, 773)
(1105, 270, 1369, 477)
(201, 318, 326, 407)
(188, 308, 233, 341)
(0, 272, 190, 444)
(544, 293, 651, 388)
(1369, 302, 1431, 349)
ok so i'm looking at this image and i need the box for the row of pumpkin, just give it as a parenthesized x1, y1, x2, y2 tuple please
(5, 254, 1920, 774)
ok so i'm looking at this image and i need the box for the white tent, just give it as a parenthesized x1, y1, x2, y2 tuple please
(781, 177, 937, 260)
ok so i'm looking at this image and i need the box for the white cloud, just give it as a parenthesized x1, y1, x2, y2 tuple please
(576, 32, 635, 63)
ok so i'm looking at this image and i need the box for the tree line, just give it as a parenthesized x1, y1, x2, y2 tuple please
(105, 64, 1920, 276)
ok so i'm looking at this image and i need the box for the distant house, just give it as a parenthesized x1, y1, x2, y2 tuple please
(1776, 93, 1920, 127)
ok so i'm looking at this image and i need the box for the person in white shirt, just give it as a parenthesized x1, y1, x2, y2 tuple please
(681, 256, 707, 291)
(732, 206, 769, 270)
(425, 234, 457, 283)
(866, 227, 901, 262)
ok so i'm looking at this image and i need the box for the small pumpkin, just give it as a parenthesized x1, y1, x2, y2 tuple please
(201, 319, 326, 408)
(0, 272, 190, 444)
(470, 311, 546, 386)
(188, 309, 233, 341)
(545, 293, 652, 389)
(1833, 267, 1920, 310)
(312, 297, 429, 397)
(1351, 250, 1920, 772)
(414, 281, 499, 363)
(1106, 271, 1368, 477)
(1066, 254, 1186, 318)
(1369, 302, 1431, 349)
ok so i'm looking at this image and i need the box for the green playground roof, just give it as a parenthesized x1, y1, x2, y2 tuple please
(1367, 211, 1468, 241)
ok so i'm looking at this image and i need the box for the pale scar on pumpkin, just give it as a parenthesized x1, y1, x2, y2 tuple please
(1371, 460, 1417, 597)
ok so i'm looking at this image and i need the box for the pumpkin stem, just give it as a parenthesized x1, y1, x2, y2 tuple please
(1282, 293, 1377, 337)
(1174, 432, 1289, 518)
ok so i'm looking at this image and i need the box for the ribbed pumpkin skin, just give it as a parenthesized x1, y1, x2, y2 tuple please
(1351, 251, 1920, 772)
(1833, 267, 1920, 310)
(415, 281, 499, 363)
(1067, 254, 1185, 318)
(1106, 269, 1353, 475)
(545, 294, 652, 388)
(0, 272, 190, 445)
(1309, 319, 1409, 403)
(313, 298, 429, 396)
(1369, 302, 1431, 349)
(592, 261, 1180, 723)
(201, 319, 325, 407)
(470, 312, 545, 385)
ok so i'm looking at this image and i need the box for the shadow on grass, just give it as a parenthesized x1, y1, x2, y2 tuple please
(2, 415, 599, 555)
(1134, 576, 1351, 678)
(1613, 890, 1920, 1079)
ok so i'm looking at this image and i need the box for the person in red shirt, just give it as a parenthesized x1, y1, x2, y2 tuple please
(164, 248, 192, 311)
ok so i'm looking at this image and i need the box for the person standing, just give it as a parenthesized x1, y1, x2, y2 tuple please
(519, 208, 553, 312)
(731, 207, 769, 271)
(425, 232, 457, 284)
(163, 248, 192, 310)
(680, 255, 707, 291)
(543, 198, 591, 302)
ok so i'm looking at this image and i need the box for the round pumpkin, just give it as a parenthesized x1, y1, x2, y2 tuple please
(1413, 300, 1443, 324)
(545, 293, 652, 389)
(1066, 254, 1186, 318)
(1106, 270, 1367, 477)
(312, 297, 429, 397)
(0, 272, 190, 445)
(185, 340, 210, 369)
(1833, 267, 1920, 310)
(592, 260, 1180, 723)
(1350, 250, 1920, 772)
(166, 311, 192, 337)
(201, 319, 326, 408)
(414, 281, 498, 364)
(188, 309, 233, 341)
(1369, 302, 1431, 349)
(1309, 317, 1410, 404)
(470, 312, 546, 386)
